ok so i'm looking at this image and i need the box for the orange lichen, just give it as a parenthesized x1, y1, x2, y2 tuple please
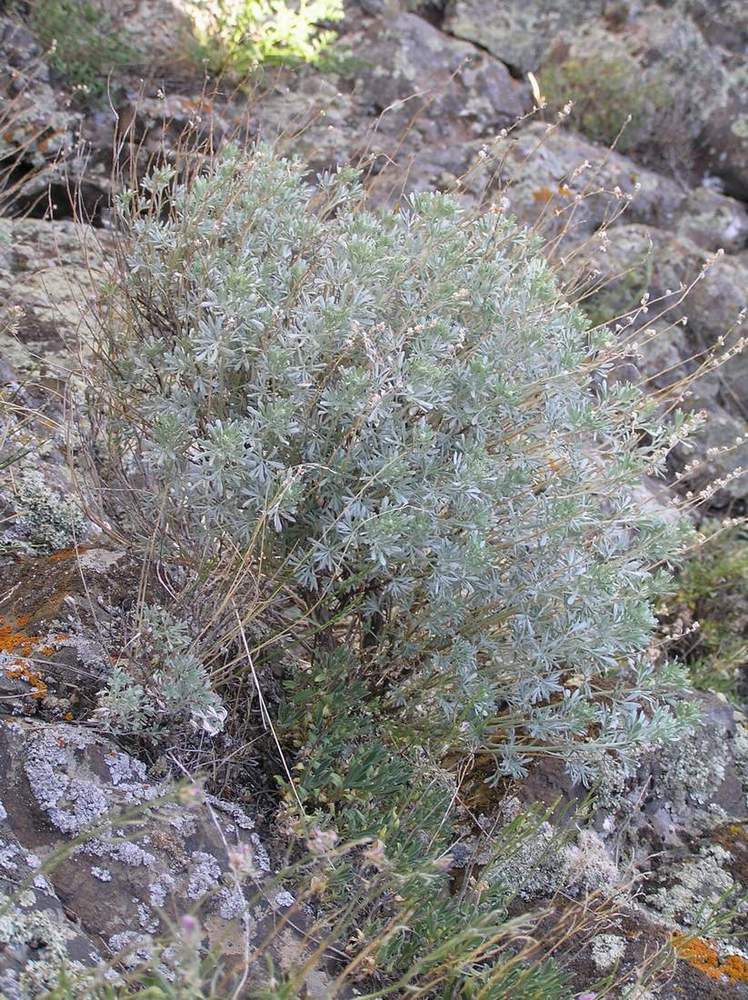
(0, 616, 37, 658)
(673, 934, 748, 984)
(5, 662, 48, 700)
(48, 544, 97, 562)
(49, 547, 78, 562)
(532, 186, 554, 203)
(0, 614, 66, 703)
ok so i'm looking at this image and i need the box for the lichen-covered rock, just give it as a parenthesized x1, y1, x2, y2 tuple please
(645, 843, 743, 930)
(540, 7, 727, 164)
(490, 693, 748, 995)
(575, 223, 747, 505)
(257, 10, 529, 201)
(113, 92, 236, 174)
(481, 120, 748, 260)
(0, 871, 101, 999)
(674, 186, 748, 254)
(0, 18, 108, 222)
(590, 932, 626, 971)
(444, 1, 748, 199)
(485, 821, 622, 904)
(444, 0, 607, 74)
(682, 0, 748, 52)
(94, 0, 195, 66)
(0, 218, 108, 380)
(351, 11, 528, 134)
(0, 548, 146, 718)
(702, 78, 748, 202)
(475, 122, 685, 247)
(252, 71, 360, 175)
(0, 217, 110, 568)
(0, 716, 329, 997)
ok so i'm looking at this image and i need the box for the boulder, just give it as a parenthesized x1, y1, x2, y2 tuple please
(575, 224, 747, 505)
(0, 218, 107, 381)
(674, 186, 748, 254)
(444, 0, 607, 75)
(0, 18, 108, 222)
(444, 2, 748, 199)
(475, 122, 685, 249)
(259, 10, 529, 198)
(351, 12, 529, 135)
(538, 7, 727, 167)
(0, 716, 332, 997)
(0, 548, 145, 719)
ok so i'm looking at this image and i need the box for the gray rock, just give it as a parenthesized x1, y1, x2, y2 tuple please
(703, 89, 748, 202)
(0, 18, 47, 78)
(575, 224, 747, 503)
(674, 186, 748, 254)
(352, 12, 528, 134)
(0, 17, 108, 222)
(444, 2, 747, 199)
(473, 123, 684, 248)
(444, 0, 607, 74)
(673, 405, 748, 508)
(0, 218, 108, 380)
(0, 716, 331, 997)
(256, 12, 529, 203)
(682, 0, 748, 52)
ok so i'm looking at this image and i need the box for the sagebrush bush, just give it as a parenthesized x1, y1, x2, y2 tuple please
(96, 605, 226, 736)
(89, 145, 698, 782)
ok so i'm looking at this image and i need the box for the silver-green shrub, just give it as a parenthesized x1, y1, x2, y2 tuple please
(96, 606, 226, 736)
(91, 146, 698, 780)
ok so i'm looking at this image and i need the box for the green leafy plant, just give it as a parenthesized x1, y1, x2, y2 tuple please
(187, 0, 344, 76)
(29, 0, 135, 99)
(667, 525, 748, 695)
(87, 144, 699, 785)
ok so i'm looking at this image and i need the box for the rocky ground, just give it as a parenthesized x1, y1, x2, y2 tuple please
(0, 1, 747, 997)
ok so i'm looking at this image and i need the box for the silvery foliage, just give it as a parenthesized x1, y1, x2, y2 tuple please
(97, 606, 224, 736)
(96, 146, 697, 780)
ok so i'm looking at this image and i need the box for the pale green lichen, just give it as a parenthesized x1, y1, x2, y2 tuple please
(488, 825, 620, 901)
(0, 890, 84, 997)
(730, 115, 748, 139)
(487, 821, 567, 900)
(592, 753, 630, 814)
(12, 471, 85, 553)
(591, 932, 626, 971)
(23, 731, 108, 835)
(659, 721, 727, 810)
(644, 844, 740, 928)
(187, 851, 222, 900)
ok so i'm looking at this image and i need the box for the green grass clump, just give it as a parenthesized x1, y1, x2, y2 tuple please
(540, 52, 648, 152)
(188, 0, 344, 76)
(29, 0, 135, 99)
(671, 526, 748, 695)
